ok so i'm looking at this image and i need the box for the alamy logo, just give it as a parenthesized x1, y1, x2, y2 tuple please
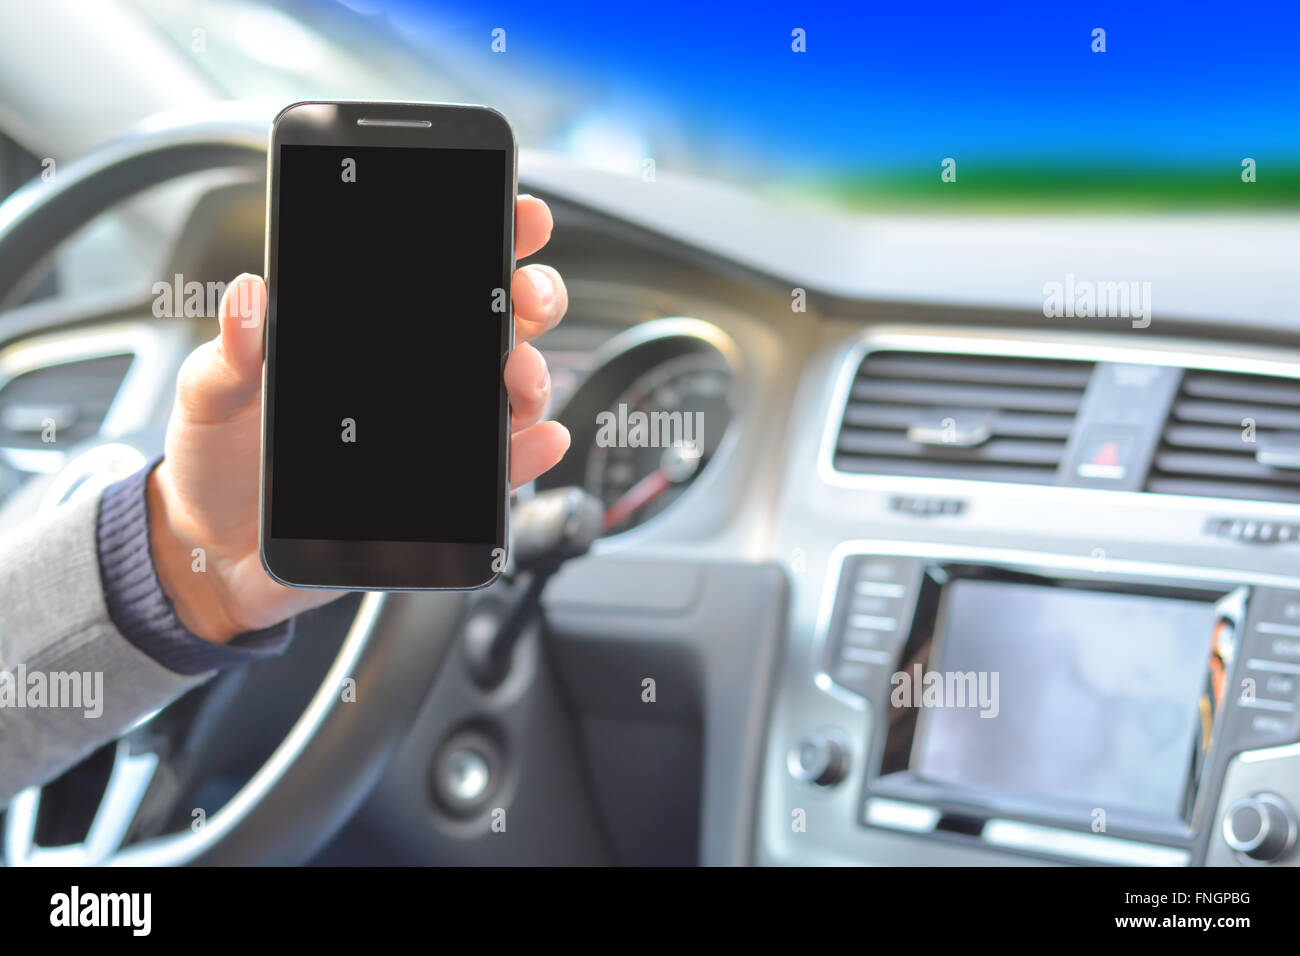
(1042, 273, 1152, 329)
(50, 886, 151, 936)
(152, 274, 259, 320)
(594, 403, 704, 451)
(890, 665, 999, 718)
(0, 666, 102, 718)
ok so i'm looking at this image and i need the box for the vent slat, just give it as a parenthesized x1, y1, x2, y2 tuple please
(1153, 451, 1295, 484)
(1148, 369, 1300, 504)
(841, 403, 1074, 439)
(838, 429, 1064, 466)
(832, 455, 1059, 484)
(0, 354, 134, 450)
(861, 356, 1093, 389)
(833, 350, 1091, 485)
(850, 381, 1082, 414)
(1161, 424, 1263, 453)
(1182, 374, 1300, 408)
(1173, 400, 1299, 430)
(1145, 477, 1300, 504)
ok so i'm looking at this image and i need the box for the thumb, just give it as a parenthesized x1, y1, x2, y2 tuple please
(175, 274, 266, 422)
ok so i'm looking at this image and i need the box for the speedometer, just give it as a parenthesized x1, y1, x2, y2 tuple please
(586, 351, 734, 534)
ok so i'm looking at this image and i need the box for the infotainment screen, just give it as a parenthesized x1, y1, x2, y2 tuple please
(911, 579, 1216, 821)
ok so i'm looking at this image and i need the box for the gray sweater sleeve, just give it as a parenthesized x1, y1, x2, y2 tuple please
(96, 458, 294, 674)
(0, 461, 296, 805)
(0, 492, 204, 805)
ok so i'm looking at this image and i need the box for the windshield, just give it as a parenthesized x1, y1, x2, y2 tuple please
(87, 0, 1300, 211)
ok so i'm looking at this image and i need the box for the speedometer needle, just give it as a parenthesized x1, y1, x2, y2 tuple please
(603, 468, 671, 530)
(602, 442, 703, 530)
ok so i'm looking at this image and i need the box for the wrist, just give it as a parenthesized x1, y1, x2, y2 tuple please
(145, 464, 243, 644)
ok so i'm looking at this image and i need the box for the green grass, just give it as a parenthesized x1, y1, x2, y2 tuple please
(786, 162, 1300, 213)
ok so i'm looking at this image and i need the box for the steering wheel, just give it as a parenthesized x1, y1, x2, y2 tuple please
(0, 109, 467, 865)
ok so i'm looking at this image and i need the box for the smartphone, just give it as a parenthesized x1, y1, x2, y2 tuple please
(260, 101, 515, 589)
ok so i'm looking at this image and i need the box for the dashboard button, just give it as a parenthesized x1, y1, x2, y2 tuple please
(831, 661, 877, 694)
(1261, 632, 1300, 661)
(826, 555, 923, 698)
(854, 580, 908, 598)
(1252, 714, 1289, 733)
(843, 629, 890, 651)
(1239, 712, 1297, 749)
(1263, 673, 1298, 697)
(861, 559, 904, 581)
(850, 594, 893, 615)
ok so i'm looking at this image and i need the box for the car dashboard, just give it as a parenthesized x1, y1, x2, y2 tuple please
(1, 153, 1299, 867)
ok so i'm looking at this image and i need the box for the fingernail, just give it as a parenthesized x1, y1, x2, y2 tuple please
(526, 268, 556, 310)
(535, 365, 551, 402)
(226, 275, 262, 327)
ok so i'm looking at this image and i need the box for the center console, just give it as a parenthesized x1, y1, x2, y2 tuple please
(799, 543, 1300, 866)
(756, 327, 1300, 867)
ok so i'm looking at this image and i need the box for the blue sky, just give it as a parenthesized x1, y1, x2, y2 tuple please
(361, 0, 1299, 177)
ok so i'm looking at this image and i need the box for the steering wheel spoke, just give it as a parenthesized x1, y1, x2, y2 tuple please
(5, 737, 159, 866)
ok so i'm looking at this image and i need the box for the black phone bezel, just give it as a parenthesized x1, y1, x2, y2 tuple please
(259, 101, 516, 590)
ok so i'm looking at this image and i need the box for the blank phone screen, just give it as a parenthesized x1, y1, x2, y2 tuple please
(270, 144, 508, 544)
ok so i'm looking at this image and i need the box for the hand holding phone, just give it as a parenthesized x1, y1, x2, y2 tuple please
(143, 106, 570, 639)
(260, 101, 568, 590)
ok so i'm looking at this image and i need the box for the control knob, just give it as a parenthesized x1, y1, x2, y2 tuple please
(1222, 793, 1298, 863)
(788, 731, 848, 787)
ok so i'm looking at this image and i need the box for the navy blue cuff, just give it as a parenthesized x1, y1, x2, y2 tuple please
(95, 457, 294, 676)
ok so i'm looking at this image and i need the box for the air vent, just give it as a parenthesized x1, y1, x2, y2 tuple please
(1147, 370, 1300, 504)
(0, 354, 134, 458)
(832, 350, 1094, 484)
